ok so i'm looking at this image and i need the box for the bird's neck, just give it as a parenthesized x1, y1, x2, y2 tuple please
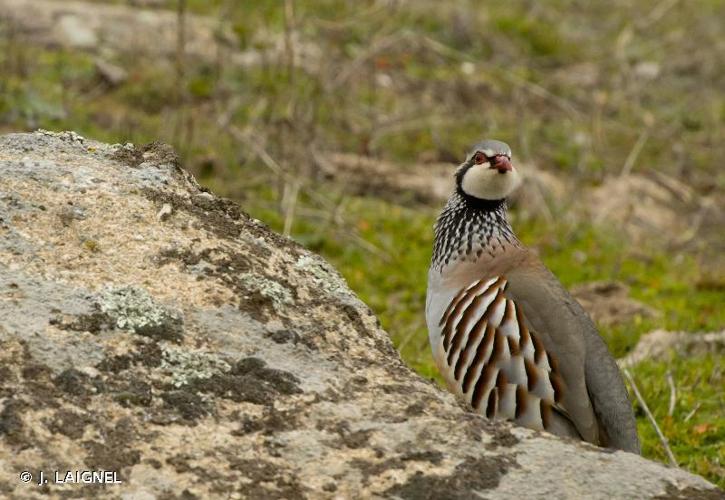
(431, 190, 520, 271)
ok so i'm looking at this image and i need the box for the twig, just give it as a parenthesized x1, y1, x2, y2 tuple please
(173, 0, 189, 149)
(175, 0, 187, 81)
(666, 370, 677, 417)
(217, 115, 392, 261)
(623, 368, 678, 467)
(620, 128, 649, 176)
(282, 180, 300, 237)
(282, 0, 296, 77)
(369, 113, 459, 150)
(638, 0, 680, 30)
(331, 31, 411, 89)
(345, 231, 391, 261)
(396, 327, 421, 353)
(683, 402, 702, 423)
(312, 1, 388, 30)
(420, 36, 581, 118)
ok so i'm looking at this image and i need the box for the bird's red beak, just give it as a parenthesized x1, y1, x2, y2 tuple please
(492, 155, 512, 174)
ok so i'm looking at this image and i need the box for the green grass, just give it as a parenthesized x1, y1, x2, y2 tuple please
(631, 356, 724, 482)
(1, 0, 723, 487)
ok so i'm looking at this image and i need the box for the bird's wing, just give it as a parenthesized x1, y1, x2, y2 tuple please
(426, 253, 639, 452)
(504, 256, 640, 453)
(428, 273, 585, 439)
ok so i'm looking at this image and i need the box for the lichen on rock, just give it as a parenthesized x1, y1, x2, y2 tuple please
(98, 285, 184, 341)
(237, 273, 294, 307)
(159, 344, 231, 388)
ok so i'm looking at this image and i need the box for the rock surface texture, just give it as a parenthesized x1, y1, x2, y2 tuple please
(0, 131, 719, 499)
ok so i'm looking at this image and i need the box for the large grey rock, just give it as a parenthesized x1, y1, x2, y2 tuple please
(0, 131, 719, 499)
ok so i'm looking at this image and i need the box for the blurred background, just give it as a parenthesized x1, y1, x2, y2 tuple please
(0, 0, 722, 485)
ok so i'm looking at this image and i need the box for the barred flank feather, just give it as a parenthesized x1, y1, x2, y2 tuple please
(435, 277, 566, 432)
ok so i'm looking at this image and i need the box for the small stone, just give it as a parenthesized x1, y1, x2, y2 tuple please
(94, 58, 128, 87)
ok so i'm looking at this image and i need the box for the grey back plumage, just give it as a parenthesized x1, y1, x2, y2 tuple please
(504, 260, 640, 452)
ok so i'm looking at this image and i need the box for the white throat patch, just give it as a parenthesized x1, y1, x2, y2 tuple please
(461, 164, 522, 200)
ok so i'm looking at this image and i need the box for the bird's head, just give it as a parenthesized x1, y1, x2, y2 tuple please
(455, 140, 522, 201)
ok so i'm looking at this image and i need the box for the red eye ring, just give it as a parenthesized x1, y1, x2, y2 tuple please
(473, 151, 487, 165)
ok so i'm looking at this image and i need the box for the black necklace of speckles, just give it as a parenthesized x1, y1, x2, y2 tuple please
(431, 189, 519, 270)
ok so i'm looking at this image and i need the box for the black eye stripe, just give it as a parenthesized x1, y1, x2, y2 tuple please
(472, 151, 512, 164)
(473, 152, 487, 164)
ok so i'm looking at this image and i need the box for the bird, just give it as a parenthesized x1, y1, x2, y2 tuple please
(425, 139, 640, 453)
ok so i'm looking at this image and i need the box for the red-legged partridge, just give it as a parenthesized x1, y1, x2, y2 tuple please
(426, 140, 640, 453)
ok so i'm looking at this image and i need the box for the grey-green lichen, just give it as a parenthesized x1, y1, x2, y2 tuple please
(238, 273, 293, 306)
(37, 129, 87, 144)
(295, 254, 357, 301)
(159, 344, 231, 388)
(99, 285, 183, 341)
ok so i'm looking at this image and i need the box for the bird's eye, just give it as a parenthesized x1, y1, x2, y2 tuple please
(473, 152, 487, 164)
